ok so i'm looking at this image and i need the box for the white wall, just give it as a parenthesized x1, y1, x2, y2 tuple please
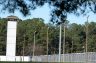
(0, 56, 6, 61)
(0, 56, 41, 62)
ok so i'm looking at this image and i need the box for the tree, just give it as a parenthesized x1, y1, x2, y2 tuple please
(65, 23, 86, 53)
(0, 18, 7, 55)
(1, 17, 96, 55)
(87, 22, 96, 52)
(0, 0, 96, 23)
(16, 18, 49, 56)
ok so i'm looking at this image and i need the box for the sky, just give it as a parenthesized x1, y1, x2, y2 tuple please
(0, 3, 96, 24)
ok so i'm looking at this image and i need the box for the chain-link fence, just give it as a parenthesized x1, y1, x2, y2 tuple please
(31, 52, 96, 63)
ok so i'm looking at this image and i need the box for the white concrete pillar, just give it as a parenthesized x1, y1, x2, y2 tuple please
(6, 16, 18, 61)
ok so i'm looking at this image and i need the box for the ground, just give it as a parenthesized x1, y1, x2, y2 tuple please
(0, 62, 81, 63)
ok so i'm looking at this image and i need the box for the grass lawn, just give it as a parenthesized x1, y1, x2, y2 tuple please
(0, 62, 84, 63)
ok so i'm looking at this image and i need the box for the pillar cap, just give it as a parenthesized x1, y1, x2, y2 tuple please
(6, 15, 19, 21)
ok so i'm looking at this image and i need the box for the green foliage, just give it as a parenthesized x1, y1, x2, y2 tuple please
(0, 18, 96, 55)
(0, 19, 7, 55)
